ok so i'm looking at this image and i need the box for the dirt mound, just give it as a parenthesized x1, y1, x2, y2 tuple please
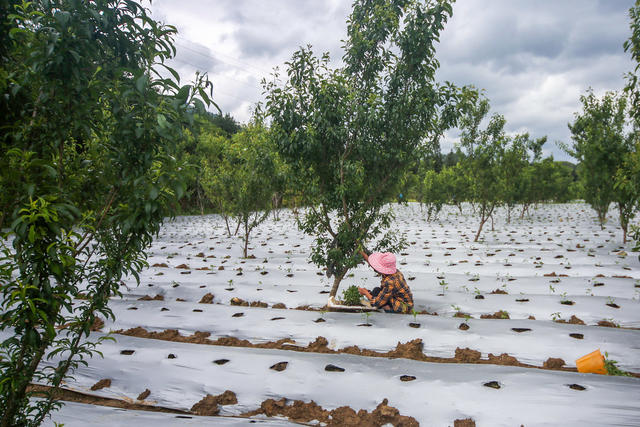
(243, 397, 418, 426)
(175, 264, 189, 269)
(490, 289, 508, 294)
(555, 315, 585, 325)
(272, 303, 287, 309)
(152, 263, 168, 268)
(306, 336, 332, 353)
(90, 379, 111, 391)
(230, 297, 248, 306)
(138, 294, 164, 301)
(387, 339, 427, 360)
(543, 358, 565, 369)
(90, 317, 104, 331)
(199, 293, 214, 304)
(453, 312, 472, 318)
(487, 353, 519, 366)
(480, 310, 510, 319)
(137, 389, 151, 400)
(250, 301, 268, 308)
(190, 390, 238, 416)
(597, 320, 619, 328)
(454, 419, 476, 427)
(455, 348, 481, 363)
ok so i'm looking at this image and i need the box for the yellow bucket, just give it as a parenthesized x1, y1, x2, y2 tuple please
(576, 349, 607, 375)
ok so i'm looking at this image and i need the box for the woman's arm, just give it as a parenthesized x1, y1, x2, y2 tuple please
(358, 287, 372, 299)
(371, 284, 392, 308)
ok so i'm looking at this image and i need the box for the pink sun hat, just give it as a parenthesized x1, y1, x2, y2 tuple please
(368, 252, 397, 275)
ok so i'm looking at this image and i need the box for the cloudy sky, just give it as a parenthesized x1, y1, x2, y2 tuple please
(149, 0, 636, 161)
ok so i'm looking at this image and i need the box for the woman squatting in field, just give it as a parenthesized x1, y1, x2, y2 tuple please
(358, 250, 414, 313)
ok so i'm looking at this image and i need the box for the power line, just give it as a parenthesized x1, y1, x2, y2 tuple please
(175, 35, 274, 77)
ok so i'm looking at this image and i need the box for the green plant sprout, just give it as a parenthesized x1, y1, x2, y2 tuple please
(604, 352, 633, 376)
(411, 308, 420, 323)
(362, 310, 372, 326)
(439, 279, 448, 295)
(550, 312, 562, 321)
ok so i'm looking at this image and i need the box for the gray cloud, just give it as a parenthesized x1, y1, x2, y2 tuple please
(148, 0, 637, 161)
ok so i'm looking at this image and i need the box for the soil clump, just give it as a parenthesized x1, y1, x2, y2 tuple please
(242, 397, 418, 426)
(90, 379, 111, 391)
(190, 390, 238, 416)
(199, 293, 214, 304)
(543, 358, 565, 369)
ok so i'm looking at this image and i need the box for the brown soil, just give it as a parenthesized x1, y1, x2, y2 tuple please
(138, 294, 164, 301)
(175, 264, 189, 269)
(554, 315, 586, 325)
(458, 323, 470, 330)
(230, 297, 248, 306)
(490, 289, 508, 295)
(597, 320, 619, 328)
(137, 389, 151, 400)
(90, 317, 104, 331)
(113, 328, 592, 374)
(270, 361, 288, 371)
(487, 353, 518, 366)
(242, 397, 419, 426)
(455, 348, 481, 363)
(454, 419, 476, 427)
(480, 311, 510, 319)
(199, 293, 214, 304)
(27, 384, 190, 415)
(90, 379, 111, 391)
(152, 263, 168, 268)
(453, 312, 472, 318)
(543, 358, 565, 369)
(250, 301, 268, 308)
(272, 303, 287, 309)
(190, 390, 238, 416)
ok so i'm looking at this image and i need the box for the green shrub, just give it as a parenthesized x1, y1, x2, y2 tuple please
(342, 286, 361, 306)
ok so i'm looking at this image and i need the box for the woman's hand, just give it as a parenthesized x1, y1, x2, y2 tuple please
(358, 287, 372, 300)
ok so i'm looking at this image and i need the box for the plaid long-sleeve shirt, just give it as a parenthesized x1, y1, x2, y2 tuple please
(371, 271, 414, 313)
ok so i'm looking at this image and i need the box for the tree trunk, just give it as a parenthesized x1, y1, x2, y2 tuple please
(474, 218, 485, 242)
(490, 214, 494, 231)
(329, 269, 347, 298)
(243, 219, 249, 258)
(619, 203, 628, 244)
(234, 219, 241, 236)
(1, 338, 49, 427)
(224, 215, 231, 237)
(507, 206, 511, 224)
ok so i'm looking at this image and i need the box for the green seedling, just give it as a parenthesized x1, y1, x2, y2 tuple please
(604, 352, 632, 377)
(550, 312, 562, 321)
(439, 280, 448, 295)
(411, 308, 419, 323)
(362, 310, 372, 326)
